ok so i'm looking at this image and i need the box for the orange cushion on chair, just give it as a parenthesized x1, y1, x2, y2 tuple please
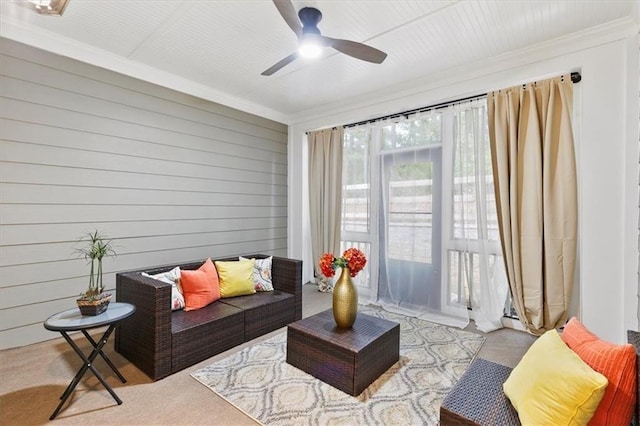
(180, 258, 221, 311)
(561, 317, 637, 426)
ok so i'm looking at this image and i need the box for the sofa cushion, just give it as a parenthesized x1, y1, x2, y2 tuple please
(503, 329, 608, 425)
(561, 317, 637, 426)
(239, 255, 273, 291)
(220, 289, 293, 310)
(171, 302, 244, 372)
(180, 258, 220, 311)
(221, 290, 295, 341)
(171, 300, 243, 334)
(142, 266, 185, 311)
(215, 259, 256, 298)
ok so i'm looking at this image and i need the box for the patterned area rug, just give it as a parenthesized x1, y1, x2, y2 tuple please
(191, 306, 485, 425)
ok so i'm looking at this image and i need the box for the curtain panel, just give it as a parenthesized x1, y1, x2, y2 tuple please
(452, 101, 509, 332)
(308, 127, 345, 291)
(487, 74, 577, 335)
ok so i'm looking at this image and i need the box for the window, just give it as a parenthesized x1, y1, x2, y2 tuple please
(341, 128, 373, 292)
(341, 100, 510, 324)
(342, 128, 370, 234)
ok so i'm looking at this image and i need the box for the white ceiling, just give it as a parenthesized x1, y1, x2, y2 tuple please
(0, 0, 637, 124)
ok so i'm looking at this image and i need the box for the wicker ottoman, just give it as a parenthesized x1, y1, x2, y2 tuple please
(440, 357, 520, 425)
(286, 309, 400, 396)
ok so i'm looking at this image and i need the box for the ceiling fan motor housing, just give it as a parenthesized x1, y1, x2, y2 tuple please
(298, 7, 322, 35)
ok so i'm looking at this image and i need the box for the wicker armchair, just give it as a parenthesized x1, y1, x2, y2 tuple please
(440, 330, 640, 426)
(114, 254, 302, 381)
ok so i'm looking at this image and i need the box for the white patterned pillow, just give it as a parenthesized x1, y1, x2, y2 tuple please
(142, 266, 185, 310)
(239, 256, 273, 291)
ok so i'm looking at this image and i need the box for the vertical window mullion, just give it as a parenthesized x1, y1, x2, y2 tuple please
(441, 110, 457, 308)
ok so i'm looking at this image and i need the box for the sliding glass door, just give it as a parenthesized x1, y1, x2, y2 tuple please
(378, 147, 442, 310)
(341, 104, 507, 329)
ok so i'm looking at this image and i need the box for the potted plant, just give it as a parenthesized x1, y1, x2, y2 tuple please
(74, 230, 116, 316)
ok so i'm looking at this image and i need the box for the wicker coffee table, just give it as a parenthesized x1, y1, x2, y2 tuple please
(286, 309, 400, 396)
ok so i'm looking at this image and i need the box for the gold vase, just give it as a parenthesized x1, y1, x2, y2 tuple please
(332, 267, 358, 328)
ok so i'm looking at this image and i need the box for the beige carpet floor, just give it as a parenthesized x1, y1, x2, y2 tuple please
(0, 284, 534, 425)
(0, 322, 271, 425)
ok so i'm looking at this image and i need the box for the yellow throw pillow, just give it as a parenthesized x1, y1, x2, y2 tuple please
(503, 329, 608, 426)
(215, 259, 256, 298)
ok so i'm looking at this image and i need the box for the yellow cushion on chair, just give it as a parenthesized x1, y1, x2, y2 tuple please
(503, 329, 608, 425)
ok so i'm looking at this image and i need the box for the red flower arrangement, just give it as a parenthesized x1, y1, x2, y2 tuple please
(319, 248, 367, 278)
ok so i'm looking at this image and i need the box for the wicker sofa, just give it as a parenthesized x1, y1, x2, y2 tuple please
(440, 330, 640, 425)
(114, 254, 302, 381)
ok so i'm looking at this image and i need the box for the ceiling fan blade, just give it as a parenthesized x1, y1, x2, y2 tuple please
(261, 53, 298, 76)
(273, 0, 302, 38)
(322, 37, 387, 64)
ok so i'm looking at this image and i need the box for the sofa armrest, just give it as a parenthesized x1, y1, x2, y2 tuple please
(115, 271, 173, 380)
(271, 255, 303, 321)
(245, 254, 303, 321)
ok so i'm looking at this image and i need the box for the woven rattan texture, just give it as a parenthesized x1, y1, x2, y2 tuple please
(287, 310, 400, 396)
(440, 358, 520, 426)
(172, 307, 245, 372)
(265, 254, 303, 321)
(241, 296, 295, 341)
(115, 271, 173, 380)
(115, 255, 302, 381)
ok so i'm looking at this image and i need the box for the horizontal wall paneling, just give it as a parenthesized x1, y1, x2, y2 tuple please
(0, 38, 289, 349)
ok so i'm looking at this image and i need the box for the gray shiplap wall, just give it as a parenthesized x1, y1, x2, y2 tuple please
(0, 38, 288, 350)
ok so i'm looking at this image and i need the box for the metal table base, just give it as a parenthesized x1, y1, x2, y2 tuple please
(44, 302, 135, 420)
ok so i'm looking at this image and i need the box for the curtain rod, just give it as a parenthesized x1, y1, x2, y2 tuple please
(344, 71, 582, 129)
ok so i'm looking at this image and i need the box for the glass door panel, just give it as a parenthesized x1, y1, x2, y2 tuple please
(378, 147, 442, 310)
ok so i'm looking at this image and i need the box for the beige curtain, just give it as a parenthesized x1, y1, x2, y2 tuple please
(487, 75, 577, 335)
(308, 127, 344, 291)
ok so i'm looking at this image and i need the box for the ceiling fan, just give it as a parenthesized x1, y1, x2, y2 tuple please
(262, 0, 388, 76)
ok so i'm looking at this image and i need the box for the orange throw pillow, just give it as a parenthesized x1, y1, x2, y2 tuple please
(179, 258, 220, 311)
(561, 317, 637, 426)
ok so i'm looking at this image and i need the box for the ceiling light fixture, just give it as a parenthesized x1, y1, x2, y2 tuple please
(25, 0, 69, 16)
(298, 34, 322, 59)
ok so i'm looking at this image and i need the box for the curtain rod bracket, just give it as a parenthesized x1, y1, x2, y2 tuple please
(570, 72, 581, 83)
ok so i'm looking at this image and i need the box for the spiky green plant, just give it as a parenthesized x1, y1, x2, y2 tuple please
(75, 230, 117, 299)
